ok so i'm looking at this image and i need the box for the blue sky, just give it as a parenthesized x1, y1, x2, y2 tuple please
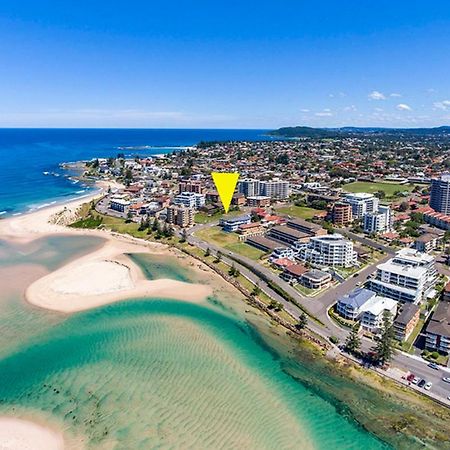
(0, 1, 449, 128)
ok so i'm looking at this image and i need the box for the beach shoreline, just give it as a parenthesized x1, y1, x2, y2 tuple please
(0, 416, 66, 450)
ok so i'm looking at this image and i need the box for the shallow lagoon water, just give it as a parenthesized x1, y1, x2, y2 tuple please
(0, 235, 392, 449)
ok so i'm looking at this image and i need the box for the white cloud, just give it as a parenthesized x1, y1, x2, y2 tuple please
(300, 108, 310, 112)
(396, 103, 412, 111)
(374, 107, 384, 112)
(390, 93, 402, 97)
(343, 105, 357, 112)
(368, 90, 386, 100)
(315, 111, 333, 117)
(433, 100, 450, 110)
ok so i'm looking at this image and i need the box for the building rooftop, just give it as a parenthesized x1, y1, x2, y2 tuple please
(345, 192, 376, 200)
(246, 235, 287, 251)
(360, 295, 398, 316)
(395, 303, 420, 326)
(285, 264, 308, 277)
(269, 225, 310, 239)
(338, 287, 375, 309)
(426, 301, 450, 338)
(302, 269, 331, 281)
(377, 260, 427, 279)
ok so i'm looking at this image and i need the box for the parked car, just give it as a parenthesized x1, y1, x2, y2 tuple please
(428, 362, 439, 370)
(442, 377, 450, 383)
(424, 382, 432, 391)
(412, 376, 420, 385)
(406, 373, 415, 382)
(418, 379, 426, 388)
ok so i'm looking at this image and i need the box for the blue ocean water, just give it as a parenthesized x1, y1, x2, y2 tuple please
(0, 128, 271, 216)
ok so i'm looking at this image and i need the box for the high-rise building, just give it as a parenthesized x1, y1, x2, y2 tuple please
(238, 179, 260, 197)
(430, 174, 450, 214)
(367, 248, 437, 304)
(238, 178, 289, 199)
(259, 180, 290, 199)
(363, 205, 393, 234)
(297, 234, 357, 268)
(344, 192, 379, 219)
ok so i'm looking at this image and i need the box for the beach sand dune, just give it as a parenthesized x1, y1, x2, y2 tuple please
(0, 417, 65, 450)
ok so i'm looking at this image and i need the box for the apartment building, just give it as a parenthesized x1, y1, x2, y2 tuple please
(297, 234, 357, 268)
(393, 303, 420, 341)
(268, 225, 310, 246)
(430, 173, 450, 214)
(219, 214, 252, 232)
(238, 178, 289, 199)
(344, 192, 379, 219)
(332, 202, 353, 226)
(367, 248, 437, 304)
(286, 218, 327, 237)
(425, 301, 450, 354)
(336, 288, 377, 320)
(259, 179, 290, 199)
(246, 196, 271, 208)
(166, 205, 194, 228)
(363, 205, 393, 234)
(178, 180, 205, 194)
(414, 233, 442, 253)
(173, 192, 206, 209)
(359, 296, 398, 333)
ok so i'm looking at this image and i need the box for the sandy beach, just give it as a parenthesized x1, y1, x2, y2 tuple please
(25, 238, 212, 313)
(0, 417, 65, 450)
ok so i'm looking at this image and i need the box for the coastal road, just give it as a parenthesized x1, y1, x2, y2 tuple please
(186, 225, 450, 405)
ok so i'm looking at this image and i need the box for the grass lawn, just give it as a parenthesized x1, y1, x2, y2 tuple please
(275, 205, 324, 219)
(343, 181, 417, 199)
(195, 226, 266, 260)
(195, 209, 243, 224)
(399, 318, 424, 353)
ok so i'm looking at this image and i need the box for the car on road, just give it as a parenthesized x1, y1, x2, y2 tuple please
(424, 382, 432, 391)
(428, 362, 439, 370)
(418, 379, 426, 388)
(353, 273, 359, 277)
(442, 377, 450, 383)
(412, 376, 420, 384)
(406, 373, 415, 382)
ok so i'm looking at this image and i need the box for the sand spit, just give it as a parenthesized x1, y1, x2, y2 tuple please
(0, 417, 65, 450)
(25, 239, 212, 313)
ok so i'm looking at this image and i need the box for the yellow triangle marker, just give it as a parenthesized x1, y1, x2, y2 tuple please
(211, 172, 240, 214)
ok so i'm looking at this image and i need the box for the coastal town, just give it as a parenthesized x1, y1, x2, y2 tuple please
(69, 134, 450, 406)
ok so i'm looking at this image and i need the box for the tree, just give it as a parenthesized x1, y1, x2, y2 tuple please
(372, 310, 395, 365)
(295, 313, 308, 330)
(179, 229, 187, 243)
(251, 283, 261, 297)
(214, 250, 222, 263)
(204, 247, 211, 257)
(228, 264, 236, 276)
(344, 323, 361, 354)
(125, 210, 133, 223)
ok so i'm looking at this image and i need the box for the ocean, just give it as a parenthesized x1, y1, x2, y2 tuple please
(0, 128, 273, 216)
(0, 236, 392, 449)
(0, 128, 438, 449)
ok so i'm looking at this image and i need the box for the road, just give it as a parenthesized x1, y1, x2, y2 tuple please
(186, 222, 450, 405)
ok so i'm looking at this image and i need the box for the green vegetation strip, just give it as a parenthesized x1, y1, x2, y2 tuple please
(226, 254, 324, 326)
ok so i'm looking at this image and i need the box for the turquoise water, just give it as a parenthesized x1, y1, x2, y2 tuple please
(0, 236, 394, 449)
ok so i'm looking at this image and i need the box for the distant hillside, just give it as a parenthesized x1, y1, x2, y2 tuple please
(270, 125, 450, 138)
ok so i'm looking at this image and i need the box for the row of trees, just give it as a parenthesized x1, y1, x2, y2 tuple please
(137, 217, 174, 239)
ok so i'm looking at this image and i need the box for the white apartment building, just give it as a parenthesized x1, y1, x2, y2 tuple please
(359, 296, 398, 332)
(173, 192, 205, 209)
(259, 180, 290, 199)
(368, 248, 437, 304)
(363, 205, 393, 234)
(297, 233, 357, 268)
(238, 178, 289, 200)
(344, 192, 379, 219)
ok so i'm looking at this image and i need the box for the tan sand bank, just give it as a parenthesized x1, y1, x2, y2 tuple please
(25, 239, 212, 313)
(0, 417, 65, 450)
